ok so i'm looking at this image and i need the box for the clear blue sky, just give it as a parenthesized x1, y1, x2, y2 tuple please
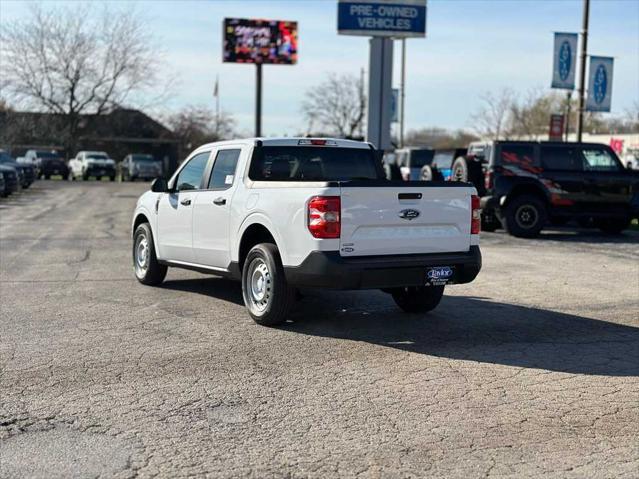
(1, 0, 638, 135)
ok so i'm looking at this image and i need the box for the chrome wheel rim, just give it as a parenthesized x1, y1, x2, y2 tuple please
(515, 205, 538, 229)
(135, 234, 149, 277)
(246, 258, 271, 313)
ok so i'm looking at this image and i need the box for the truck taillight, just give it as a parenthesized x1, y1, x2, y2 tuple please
(308, 196, 341, 239)
(485, 170, 493, 190)
(471, 195, 481, 235)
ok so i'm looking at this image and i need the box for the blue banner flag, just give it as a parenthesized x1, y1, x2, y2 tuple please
(551, 32, 578, 90)
(586, 56, 614, 112)
(338, 0, 427, 38)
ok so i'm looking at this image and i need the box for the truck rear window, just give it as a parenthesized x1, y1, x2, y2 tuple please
(249, 146, 381, 181)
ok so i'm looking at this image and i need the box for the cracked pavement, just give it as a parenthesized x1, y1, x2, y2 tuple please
(0, 180, 638, 478)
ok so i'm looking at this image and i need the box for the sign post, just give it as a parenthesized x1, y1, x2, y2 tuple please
(223, 18, 298, 137)
(338, 0, 427, 150)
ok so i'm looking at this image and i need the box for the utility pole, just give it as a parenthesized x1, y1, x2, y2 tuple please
(565, 91, 572, 141)
(576, 0, 590, 142)
(399, 38, 406, 148)
(255, 63, 263, 137)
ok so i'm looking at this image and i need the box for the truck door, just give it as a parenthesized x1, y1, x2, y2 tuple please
(192, 147, 243, 269)
(538, 144, 585, 209)
(157, 151, 210, 263)
(579, 145, 631, 210)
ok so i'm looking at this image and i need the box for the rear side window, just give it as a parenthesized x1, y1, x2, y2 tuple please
(249, 146, 380, 181)
(499, 145, 538, 168)
(208, 149, 241, 189)
(581, 148, 620, 171)
(540, 146, 581, 171)
(176, 152, 209, 191)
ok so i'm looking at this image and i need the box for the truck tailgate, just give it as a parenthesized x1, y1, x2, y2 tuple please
(339, 183, 474, 257)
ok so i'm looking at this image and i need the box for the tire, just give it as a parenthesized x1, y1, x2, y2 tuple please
(133, 223, 167, 286)
(451, 157, 485, 194)
(503, 194, 547, 238)
(420, 166, 443, 181)
(68, 171, 75, 181)
(390, 285, 445, 313)
(596, 218, 630, 235)
(241, 243, 295, 326)
(109, 175, 116, 182)
(44, 174, 50, 180)
(82, 172, 89, 181)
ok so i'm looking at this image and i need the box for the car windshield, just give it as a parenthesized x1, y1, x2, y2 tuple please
(36, 151, 59, 158)
(132, 155, 159, 163)
(87, 153, 108, 159)
(249, 146, 380, 181)
(409, 150, 434, 168)
(0, 152, 14, 163)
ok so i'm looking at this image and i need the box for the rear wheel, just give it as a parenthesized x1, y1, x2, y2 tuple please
(451, 157, 485, 194)
(420, 166, 443, 181)
(242, 243, 294, 326)
(596, 218, 630, 235)
(390, 286, 445, 313)
(109, 175, 116, 182)
(44, 174, 50, 180)
(133, 223, 167, 285)
(503, 194, 547, 238)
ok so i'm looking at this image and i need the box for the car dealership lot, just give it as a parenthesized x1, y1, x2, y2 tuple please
(1, 181, 638, 478)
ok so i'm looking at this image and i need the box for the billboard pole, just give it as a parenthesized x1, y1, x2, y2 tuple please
(400, 38, 406, 148)
(576, 0, 590, 142)
(256, 63, 262, 137)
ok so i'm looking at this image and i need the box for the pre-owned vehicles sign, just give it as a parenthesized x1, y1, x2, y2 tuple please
(338, 0, 427, 37)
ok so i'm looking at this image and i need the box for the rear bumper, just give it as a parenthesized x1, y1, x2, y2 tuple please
(284, 246, 482, 290)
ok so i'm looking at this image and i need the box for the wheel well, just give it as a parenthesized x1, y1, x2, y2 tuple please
(238, 224, 276, 270)
(503, 184, 548, 208)
(133, 213, 149, 234)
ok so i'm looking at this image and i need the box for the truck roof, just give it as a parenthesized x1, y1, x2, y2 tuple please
(193, 137, 373, 153)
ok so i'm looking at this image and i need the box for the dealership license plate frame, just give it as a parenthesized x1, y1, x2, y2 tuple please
(425, 266, 455, 286)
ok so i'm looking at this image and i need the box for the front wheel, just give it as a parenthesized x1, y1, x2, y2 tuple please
(503, 195, 547, 238)
(242, 243, 295, 326)
(133, 223, 167, 285)
(389, 285, 445, 313)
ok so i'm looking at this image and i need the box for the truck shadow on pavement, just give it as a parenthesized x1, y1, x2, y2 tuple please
(159, 278, 638, 377)
(487, 228, 639, 245)
(285, 292, 639, 377)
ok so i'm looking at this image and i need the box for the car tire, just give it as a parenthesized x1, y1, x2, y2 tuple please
(82, 172, 89, 181)
(109, 175, 116, 182)
(420, 166, 443, 181)
(451, 157, 485, 194)
(596, 218, 630, 235)
(390, 285, 445, 313)
(242, 243, 295, 326)
(503, 194, 547, 238)
(44, 175, 50, 180)
(133, 223, 167, 286)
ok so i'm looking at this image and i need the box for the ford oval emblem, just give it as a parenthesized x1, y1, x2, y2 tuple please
(399, 209, 420, 220)
(558, 41, 572, 81)
(593, 64, 607, 104)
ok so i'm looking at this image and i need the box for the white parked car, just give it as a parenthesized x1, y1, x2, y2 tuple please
(131, 138, 482, 325)
(68, 151, 116, 181)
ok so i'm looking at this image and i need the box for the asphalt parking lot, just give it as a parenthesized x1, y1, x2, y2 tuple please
(1, 180, 638, 478)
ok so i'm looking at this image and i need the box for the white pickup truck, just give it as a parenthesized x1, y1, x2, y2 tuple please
(131, 138, 482, 325)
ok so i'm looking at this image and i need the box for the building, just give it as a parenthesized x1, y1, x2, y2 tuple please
(0, 108, 181, 175)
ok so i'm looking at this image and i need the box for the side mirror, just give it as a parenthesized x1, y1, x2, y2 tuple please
(151, 177, 169, 193)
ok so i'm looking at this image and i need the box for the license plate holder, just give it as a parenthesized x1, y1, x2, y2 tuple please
(425, 266, 454, 286)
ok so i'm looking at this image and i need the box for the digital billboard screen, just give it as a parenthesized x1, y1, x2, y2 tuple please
(223, 18, 298, 65)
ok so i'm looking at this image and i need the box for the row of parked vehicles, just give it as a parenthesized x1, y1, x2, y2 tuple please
(14, 150, 163, 182)
(383, 141, 639, 237)
(0, 150, 38, 197)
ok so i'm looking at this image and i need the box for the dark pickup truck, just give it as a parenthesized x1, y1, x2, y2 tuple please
(465, 141, 639, 237)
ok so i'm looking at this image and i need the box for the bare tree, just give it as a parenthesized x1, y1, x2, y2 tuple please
(405, 127, 478, 149)
(0, 3, 164, 151)
(302, 73, 366, 138)
(165, 105, 236, 152)
(470, 88, 514, 140)
(508, 88, 566, 139)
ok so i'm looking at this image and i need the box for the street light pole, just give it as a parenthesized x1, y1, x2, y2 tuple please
(576, 0, 590, 142)
(399, 38, 406, 148)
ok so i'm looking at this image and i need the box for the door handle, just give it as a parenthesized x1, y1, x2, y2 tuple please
(180, 198, 191, 206)
(213, 197, 226, 206)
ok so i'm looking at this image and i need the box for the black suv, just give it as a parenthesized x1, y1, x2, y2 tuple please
(466, 141, 639, 237)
